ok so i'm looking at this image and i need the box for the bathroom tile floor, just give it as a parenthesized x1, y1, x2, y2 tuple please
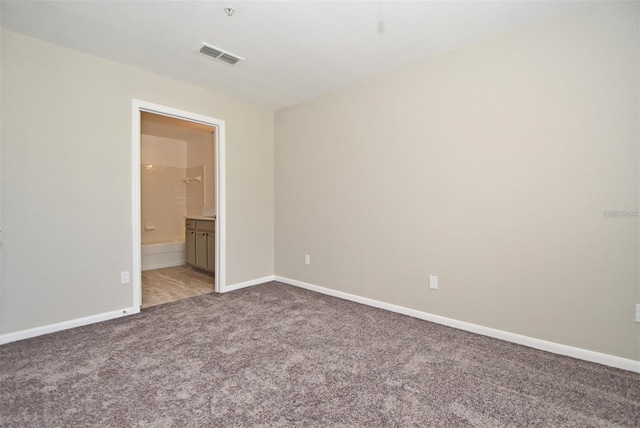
(141, 265, 215, 308)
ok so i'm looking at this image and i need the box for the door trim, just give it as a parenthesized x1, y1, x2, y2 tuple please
(131, 99, 227, 311)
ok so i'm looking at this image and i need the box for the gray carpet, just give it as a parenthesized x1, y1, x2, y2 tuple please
(1, 282, 638, 427)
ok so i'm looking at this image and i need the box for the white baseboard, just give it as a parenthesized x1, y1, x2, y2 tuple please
(274, 276, 640, 374)
(0, 307, 138, 345)
(222, 275, 275, 293)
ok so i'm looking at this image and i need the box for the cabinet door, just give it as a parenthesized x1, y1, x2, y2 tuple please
(206, 232, 215, 273)
(196, 231, 208, 269)
(185, 230, 196, 266)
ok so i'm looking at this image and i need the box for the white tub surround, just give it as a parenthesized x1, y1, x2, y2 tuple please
(185, 215, 216, 221)
(141, 240, 186, 271)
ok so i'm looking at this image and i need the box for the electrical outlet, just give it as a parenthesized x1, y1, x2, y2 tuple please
(304, 255, 311, 265)
(429, 275, 438, 289)
(120, 271, 130, 285)
(636, 304, 640, 323)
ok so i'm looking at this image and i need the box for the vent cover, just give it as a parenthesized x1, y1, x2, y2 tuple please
(198, 43, 244, 66)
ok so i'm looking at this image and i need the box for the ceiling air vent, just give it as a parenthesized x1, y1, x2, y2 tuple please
(197, 43, 244, 66)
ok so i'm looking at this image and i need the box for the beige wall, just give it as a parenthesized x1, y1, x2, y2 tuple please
(275, 2, 639, 360)
(0, 30, 274, 334)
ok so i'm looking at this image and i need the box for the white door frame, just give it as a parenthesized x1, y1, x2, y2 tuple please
(131, 99, 227, 311)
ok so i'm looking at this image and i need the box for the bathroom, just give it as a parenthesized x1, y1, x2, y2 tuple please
(140, 112, 216, 307)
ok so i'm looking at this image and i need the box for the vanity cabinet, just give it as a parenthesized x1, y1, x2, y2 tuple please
(185, 220, 196, 266)
(185, 219, 215, 274)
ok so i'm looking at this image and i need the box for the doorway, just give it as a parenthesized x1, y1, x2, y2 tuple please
(131, 100, 227, 311)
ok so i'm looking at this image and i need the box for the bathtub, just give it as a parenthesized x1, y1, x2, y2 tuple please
(141, 239, 186, 271)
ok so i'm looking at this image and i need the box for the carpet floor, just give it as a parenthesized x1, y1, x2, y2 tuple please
(1, 282, 639, 427)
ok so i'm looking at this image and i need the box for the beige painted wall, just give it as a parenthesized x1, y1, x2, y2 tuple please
(275, 2, 639, 360)
(0, 30, 274, 334)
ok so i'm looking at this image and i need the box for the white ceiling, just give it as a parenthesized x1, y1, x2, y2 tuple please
(1, 1, 591, 109)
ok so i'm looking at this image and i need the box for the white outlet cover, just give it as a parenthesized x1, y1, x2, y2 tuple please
(636, 304, 640, 323)
(121, 271, 130, 285)
(429, 275, 438, 289)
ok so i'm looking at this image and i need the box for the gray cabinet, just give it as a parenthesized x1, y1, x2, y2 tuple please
(185, 219, 215, 274)
(185, 220, 196, 266)
(196, 231, 208, 269)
